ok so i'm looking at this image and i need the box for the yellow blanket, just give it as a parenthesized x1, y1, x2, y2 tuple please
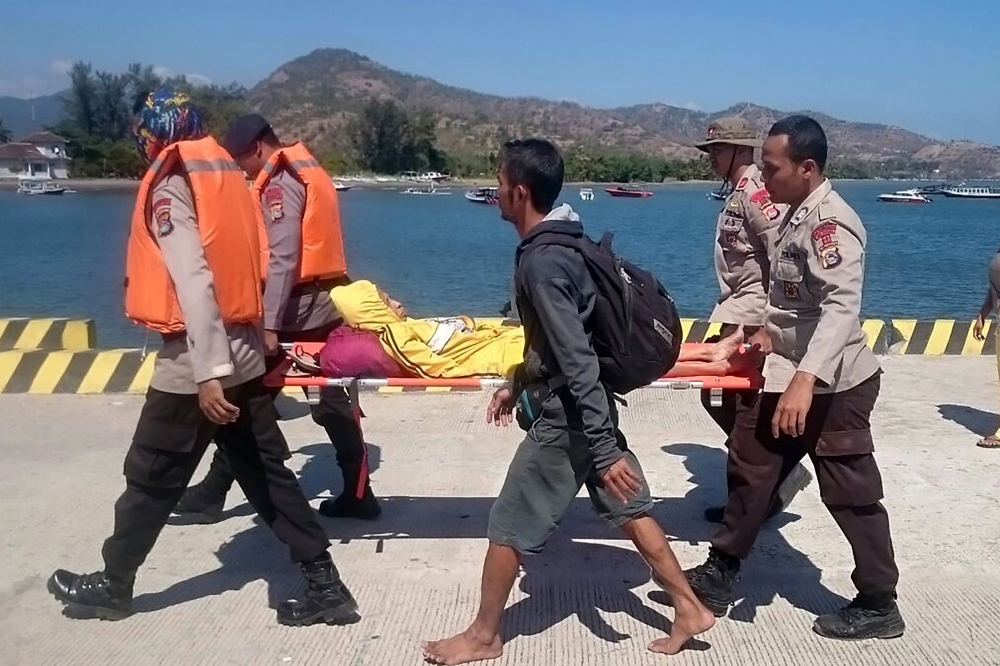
(330, 281, 524, 379)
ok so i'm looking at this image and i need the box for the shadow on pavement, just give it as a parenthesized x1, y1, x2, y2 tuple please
(938, 403, 997, 438)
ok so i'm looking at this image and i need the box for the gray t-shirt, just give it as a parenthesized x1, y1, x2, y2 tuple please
(147, 172, 265, 394)
(260, 167, 339, 332)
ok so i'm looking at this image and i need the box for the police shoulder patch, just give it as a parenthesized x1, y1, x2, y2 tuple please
(152, 198, 173, 237)
(735, 176, 749, 192)
(811, 220, 841, 269)
(265, 185, 284, 221)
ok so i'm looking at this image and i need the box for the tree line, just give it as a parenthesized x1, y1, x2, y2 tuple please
(50, 61, 247, 178)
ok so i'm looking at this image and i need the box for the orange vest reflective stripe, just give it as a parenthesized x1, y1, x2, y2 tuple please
(125, 137, 263, 334)
(251, 143, 347, 283)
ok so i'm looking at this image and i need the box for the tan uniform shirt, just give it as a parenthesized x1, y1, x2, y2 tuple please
(763, 179, 881, 394)
(710, 163, 784, 325)
(260, 167, 339, 332)
(148, 172, 265, 394)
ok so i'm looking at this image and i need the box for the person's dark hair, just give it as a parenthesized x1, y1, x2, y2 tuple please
(768, 115, 828, 171)
(499, 139, 564, 212)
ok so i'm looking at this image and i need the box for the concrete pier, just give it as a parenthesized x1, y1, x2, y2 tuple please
(3, 355, 999, 665)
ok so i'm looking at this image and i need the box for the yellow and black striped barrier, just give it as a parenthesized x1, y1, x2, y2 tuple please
(0, 318, 96, 351)
(1, 319, 994, 394)
(0, 349, 155, 394)
(889, 320, 998, 356)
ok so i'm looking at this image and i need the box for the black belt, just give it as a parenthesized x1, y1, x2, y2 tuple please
(289, 276, 346, 298)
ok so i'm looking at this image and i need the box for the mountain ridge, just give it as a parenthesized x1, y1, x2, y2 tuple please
(247, 48, 1000, 178)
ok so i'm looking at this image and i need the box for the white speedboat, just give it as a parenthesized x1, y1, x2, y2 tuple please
(940, 185, 1000, 199)
(333, 181, 353, 192)
(579, 188, 594, 201)
(465, 186, 498, 204)
(877, 189, 932, 204)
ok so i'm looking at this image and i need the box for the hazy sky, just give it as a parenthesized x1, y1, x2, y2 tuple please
(2, 0, 998, 144)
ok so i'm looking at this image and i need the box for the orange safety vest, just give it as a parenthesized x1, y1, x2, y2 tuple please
(124, 137, 263, 333)
(251, 142, 347, 283)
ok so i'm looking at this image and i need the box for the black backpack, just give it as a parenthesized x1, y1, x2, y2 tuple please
(525, 231, 682, 394)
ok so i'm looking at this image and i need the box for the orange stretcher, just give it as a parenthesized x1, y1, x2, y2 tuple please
(264, 342, 763, 407)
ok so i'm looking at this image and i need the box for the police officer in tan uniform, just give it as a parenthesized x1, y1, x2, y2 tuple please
(695, 117, 812, 523)
(46, 90, 359, 628)
(685, 116, 905, 641)
(172, 114, 380, 524)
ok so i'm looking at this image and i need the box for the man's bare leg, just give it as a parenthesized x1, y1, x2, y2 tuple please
(621, 515, 715, 655)
(422, 542, 518, 665)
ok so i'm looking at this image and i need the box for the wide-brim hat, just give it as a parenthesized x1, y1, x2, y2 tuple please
(695, 117, 762, 152)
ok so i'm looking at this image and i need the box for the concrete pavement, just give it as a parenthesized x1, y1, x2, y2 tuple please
(3, 355, 1000, 665)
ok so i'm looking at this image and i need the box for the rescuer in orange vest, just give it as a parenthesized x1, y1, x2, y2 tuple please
(46, 90, 359, 627)
(171, 113, 380, 523)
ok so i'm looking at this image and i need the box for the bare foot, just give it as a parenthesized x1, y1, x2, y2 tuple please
(648, 602, 716, 655)
(422, 628, 503, 665)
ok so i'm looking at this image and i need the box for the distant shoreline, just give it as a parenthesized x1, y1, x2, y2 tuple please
(4, 176, 988, 194)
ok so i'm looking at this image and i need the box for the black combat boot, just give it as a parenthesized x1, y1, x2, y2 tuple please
(684, 547, 741, 617)
(318, 464, 381, 520)
(813, 592, 905, 640)
(276, 553, 360, 627)
(47, 569, 134, 620)
(168, 482, 226, 525)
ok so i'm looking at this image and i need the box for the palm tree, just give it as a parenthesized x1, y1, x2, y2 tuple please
(0, 118, 12, 144)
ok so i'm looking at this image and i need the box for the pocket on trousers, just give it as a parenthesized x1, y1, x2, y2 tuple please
(123, 444, 192, 490)
(132, 414, 201, 453)
(815, 429, 874, 457)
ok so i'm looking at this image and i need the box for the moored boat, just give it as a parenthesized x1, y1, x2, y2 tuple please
(940, 185, 1000, 199)
(877, 189, 932, 204)
(17, 181, 67, 196)
(605, 185, 653, 198)
(465, 186, 498, 204)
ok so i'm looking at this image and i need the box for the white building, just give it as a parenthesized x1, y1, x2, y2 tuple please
(0, 131, 72, 180)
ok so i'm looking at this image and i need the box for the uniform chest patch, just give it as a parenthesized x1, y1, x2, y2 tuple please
(725, 232, 740, 247)
(720, 215, 743, 231)
(779, 247, 804, 263)
(264, 185, 284, 221)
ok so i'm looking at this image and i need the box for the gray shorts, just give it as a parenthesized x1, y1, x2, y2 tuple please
(486, 401, 653, 555)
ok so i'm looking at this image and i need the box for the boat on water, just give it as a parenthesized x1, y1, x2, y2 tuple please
(465, 186, 498, 204)
(17, 181, 68, 196)
(333, 181, 353, 192)
(878, 189, 932, 204)
(605, 185, 653, 198)
(401, 182, 451, 196)
(579, 188, 594, 201)
(940, 185, 1000, 199)
(707, 182, 732, 200)
(401, 170, 451, 183)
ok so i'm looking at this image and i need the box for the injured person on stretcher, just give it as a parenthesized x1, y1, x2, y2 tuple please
(280, 279, 760, 382)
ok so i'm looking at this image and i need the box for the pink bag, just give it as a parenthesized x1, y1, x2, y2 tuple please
(319, 326, 408, 378)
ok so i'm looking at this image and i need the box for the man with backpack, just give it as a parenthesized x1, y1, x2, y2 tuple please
(422, 139, 715, 664)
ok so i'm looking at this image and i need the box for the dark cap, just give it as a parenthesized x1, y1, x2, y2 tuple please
(222, 113, 272, 157)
